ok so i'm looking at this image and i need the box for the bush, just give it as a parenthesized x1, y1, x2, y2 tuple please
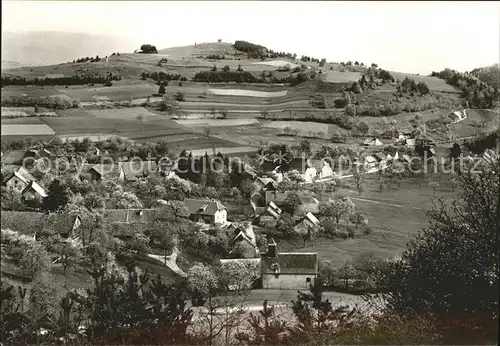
(346, 226, 355, 239)
(174, 91, 185, 101)
(104, 81, 113, 87)
(139, 44, 158, 54)
(363, 226, 372, 235)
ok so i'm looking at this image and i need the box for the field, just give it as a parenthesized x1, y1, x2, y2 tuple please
(175, 118, 259, 127)
(2, 123, 55, 136)
(261, 120, 334, 134)
(208, 88, 288, 97)
(322, 70, 362, 83)
(390, 71, 459, 93)
(1, 106, 34, 117)
(278, 172, 458, 266)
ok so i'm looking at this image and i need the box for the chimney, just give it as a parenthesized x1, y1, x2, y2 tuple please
(267, 237, 277, 258)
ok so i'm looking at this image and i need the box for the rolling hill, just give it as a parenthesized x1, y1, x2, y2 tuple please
(2, 38, 497, 152)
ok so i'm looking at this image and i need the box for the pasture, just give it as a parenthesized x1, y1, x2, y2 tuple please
(262, 120, 333, 134)
(175, 118, 259, 127)
(208, 88, 288, 98)
(390, 71, 460, 93)
(2, 123, 55, 136)
(1, 106, 34, 117)
(279, 172, 458, 266)
(322, 70, 362, 83)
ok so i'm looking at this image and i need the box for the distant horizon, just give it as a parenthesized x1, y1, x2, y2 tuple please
(3, 1, 499, 74)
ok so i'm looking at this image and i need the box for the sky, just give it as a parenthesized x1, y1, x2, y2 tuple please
(2, 1, 499, 74)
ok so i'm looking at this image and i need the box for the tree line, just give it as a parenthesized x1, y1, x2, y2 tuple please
(71, 55, 103, 63)
(140, 71, 187, 83)
(1, 73, 121, 87)
(431, 68, 498, 108)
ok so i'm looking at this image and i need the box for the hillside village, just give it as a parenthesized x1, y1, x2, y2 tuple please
(1, 17, 499, 345)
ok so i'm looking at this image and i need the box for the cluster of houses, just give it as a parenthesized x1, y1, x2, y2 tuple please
(1, 147, 327, 290)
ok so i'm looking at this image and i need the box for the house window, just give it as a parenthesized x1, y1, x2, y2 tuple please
(306, 277, 311, 283)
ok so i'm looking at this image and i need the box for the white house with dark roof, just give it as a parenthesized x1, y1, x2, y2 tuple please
(2, 166, 47, 200)
(183, 198, 227, 225)
(364, 137, 384, 146)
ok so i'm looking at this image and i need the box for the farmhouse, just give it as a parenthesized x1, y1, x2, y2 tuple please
(363, 137, 384, 147)
(284, 158, 317, 183)
(87, 164, 125, 182)
(363, 155, 378, 170)
(261, 238, 318, 290)
(448, 109, 467, 122)
(1, 211, 81, 239)
(253, 176, 279, 204)
(226, 221, 260, 258)
(373, 152, 388, 164)
(256, 201, 282, 226)
(118, 160, 160, 182)
(2, 166, 47, 202)
(293, 212, 322, 236)
(308, 159, 335, 180)
(183, 198, 227, 225)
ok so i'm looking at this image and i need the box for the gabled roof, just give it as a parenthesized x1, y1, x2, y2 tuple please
(364, 155, 378, 164)
(22, 181, 48, 198)
(0, 211, 80, 237)
(405, 138, 416, 146)
(88, 164, 118, 177)
(229, 222, 257, 247)
(260, 201, 282, 219)
(118, 160, 159, 181)
(103, 208, 157, 224)
(364, 138, 383, 146)
(304, 212, 320, 227)
(2, 166, 36, 185)
(373, 152, 387, 161)
(254, 177, 278, 190)
(261, 252, 318, 274)
(401, 154, 413, 163)
(184, 198, 226, 216)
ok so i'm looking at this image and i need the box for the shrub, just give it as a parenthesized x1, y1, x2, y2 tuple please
(363, 226, 372, 235)
(139, 44, 158, 54)
(174, 91, 185, 101)
(346, 226, 355, 239)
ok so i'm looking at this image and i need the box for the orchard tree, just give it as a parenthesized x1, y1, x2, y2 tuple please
(168, 200, 189, 221)
(42, 179, 70, 212)
(18, 243, 50, 279)
(158, 84, 166, 95)
(319, 198, 354, 225)
(353, 171, 364, 195)
(284, 191, 302, 215)
(376, 158, 499, 315)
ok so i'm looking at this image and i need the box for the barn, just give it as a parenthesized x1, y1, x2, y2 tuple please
(261, 238, 318, 290)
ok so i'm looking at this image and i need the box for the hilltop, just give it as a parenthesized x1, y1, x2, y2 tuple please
(1, 39, 498, 151)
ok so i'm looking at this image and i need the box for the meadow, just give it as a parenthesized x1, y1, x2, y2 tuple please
(278, 171, 458, 266)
